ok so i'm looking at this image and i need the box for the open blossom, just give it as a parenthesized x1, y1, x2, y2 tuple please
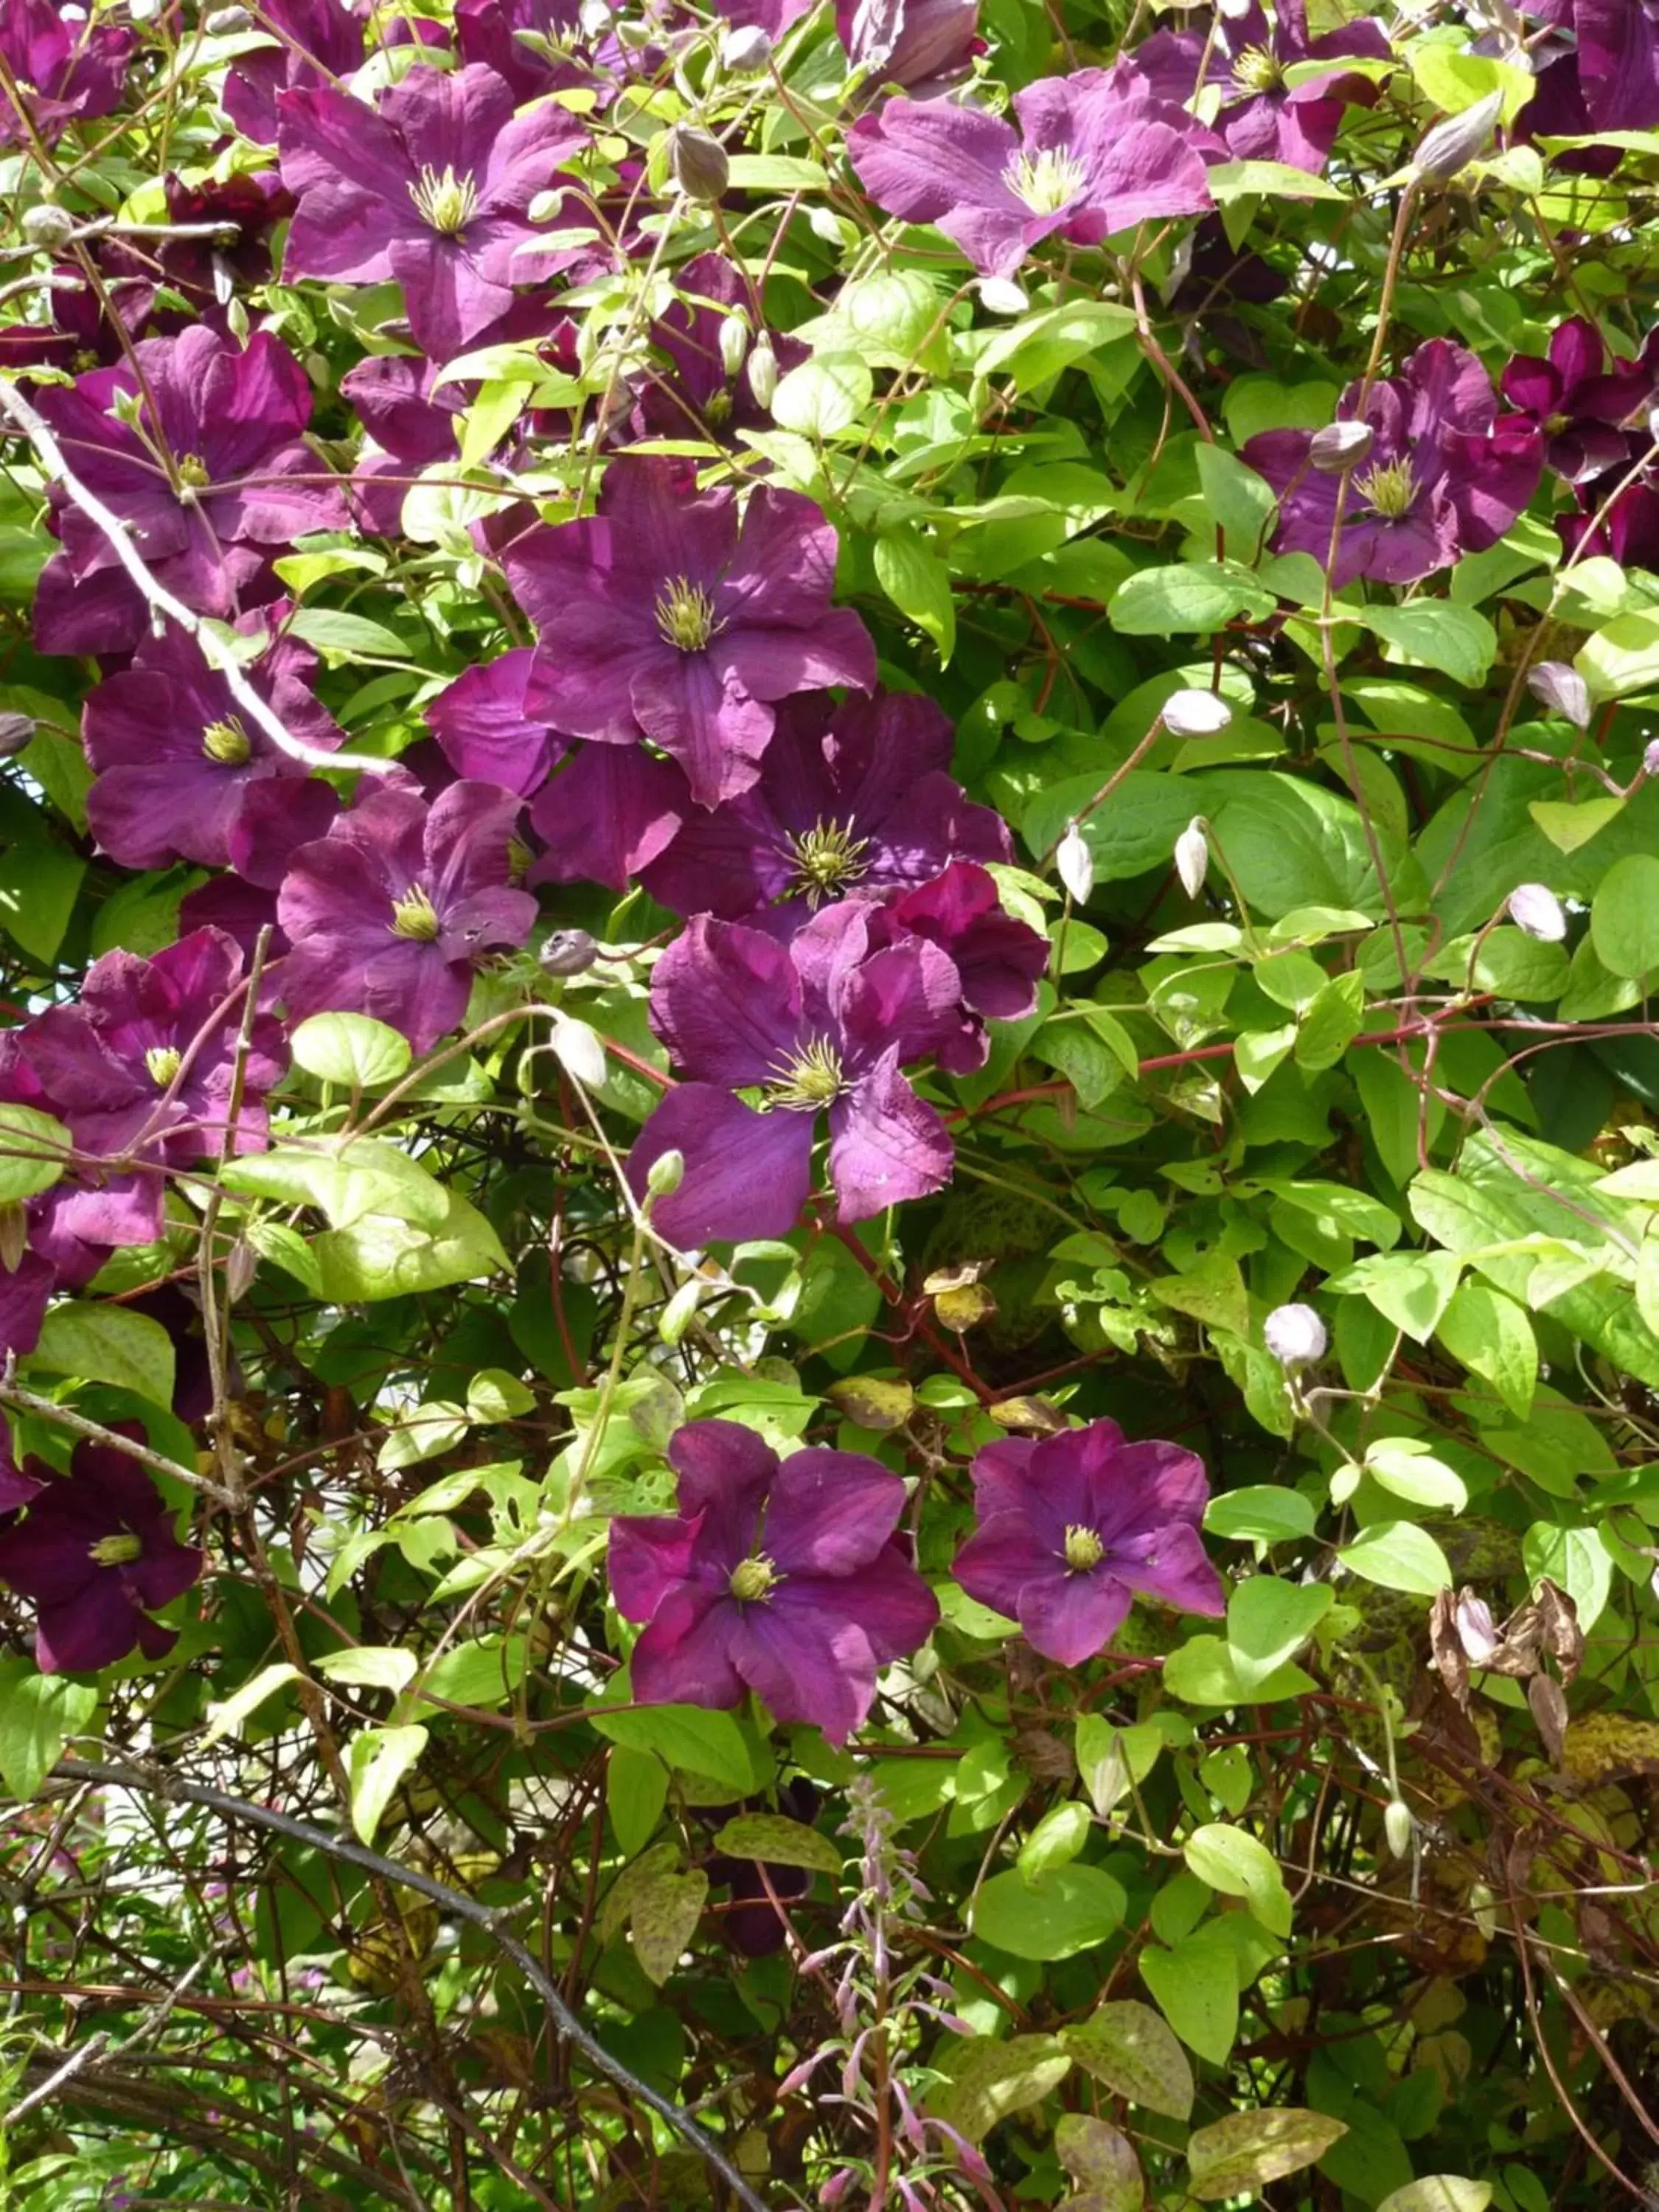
(425, 650, 563, 798)
(0, 0, 136, 145)
(846, 61, 1215, 278)
(0, 1433, 201, 1673)
(31, 327, 347, 657)
(277, 62, 587, 361)
(609, 1419, 938, 1742)
(223, 0, 366, 143)
(641, 690, 1010, 919)
(529, 745, 688, 891)
(1500, 318, 1655, 484)
(503, 458, 876, 807)
(456, 0, 590, 102)
(1132, 1, 1388, 175)
(838, 0, 981, 98)
(626, 904, 964, 1247)
(277, 781, 538, 1054)
(1243, 339, 1543, 588)
(952, 1419, 1224, 1666)
(82, 611, 343, 870)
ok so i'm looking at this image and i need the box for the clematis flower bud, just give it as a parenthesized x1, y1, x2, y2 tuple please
(1411, 91, 1505, 183)
(1383, 1798, 1415, 1859)
(721, 23, 772, 70)
(1508, 883, 1568, 942)
(1310, 420, 1375, 473)
(1646, 738, 1659, 779)
(539, 928, 598, 976)
(0, 712, 34, 759)
(1162, 688, 1233, 737)
(550, 1010, 606, 1088)
(1264, 1302, 1328, 1369)
(21, 204, 77, 252)
(978, 277, 1029, 316)
(1175, 817, 1209, 900)
(748, 336, 779, 410)
(1526, 661, 1592, 729)
(717, 311, 748, 380)
(666, 124, 731, 204)
(205, 3, 252, 27)
(646, 1148, 686, 1199)
(1056, 822, 1094, 905)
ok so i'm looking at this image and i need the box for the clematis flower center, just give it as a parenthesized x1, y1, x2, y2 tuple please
(1355, 459, 1418, 519)
(177, 453, 211, 489)
(787, 818, 871, 905)
(89, 1531, 143, 1567)
(728, 1553, 779, 1601)
(763, 1037, 846, 1111)
(1005, 146, 1088, 216)
(1063, 1523, 1105, 1572)
(390, 883, 442, 941)
(145, 1046, 182, 1088)
(654, 576, 721, 653)
(201, 716, 251, 767)
(411, 164, 479, 237)
(1231, 43, 1284, 94)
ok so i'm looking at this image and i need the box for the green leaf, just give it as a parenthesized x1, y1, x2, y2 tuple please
(33, 1301, 176, 1408)
(290, 1012, 413, 1090)
(1378, 2182, 1493, 2212)
(874, 526, 956, 663)
(1032, 1016, 1124, 1110)
(347, 1722, 428, 1845)
(287, 607, 411, 661)
(1140, 1926, 1239, 2063)
(223, 1139, 451, 1231)
(1061, 1999, 1195, 2120)
(627, 1862, 708, 1984)
(1338, 1521, 1453, 1596)
(1363, 1439, 1468, 1512)
(1327, 1250, 1462, 1342)
(925, 2034, 1073, 2144)
(608, 1745, 668, 1859)
(1408, 42, 1535, 123)
(1578, 608, 1659, 699)
(771, 353, 872, 439)
(1361, 603, 1496, 688)
(970, 1863, 1127, 1960)
(711, 1812, 842, 1877)
(1054, 2114, 1144, 2212)
(0, 1102, 71, 1203)
(201, 1662, 302, 1747)
(1206, 158, 1350, 202)
(973, 300, 1137, 392)
(0, 1661, 97, 1799)
(1163, 1635, 1317, 1705)
(1183, 1823, 1293, 1938)
(1227, 1577, 1332, 1691)
(587, 1701, 757, 1792)
(1018, 1801, 1093, 1883)
(311, 1186, 508, 1301)
(1203, 770, 1419, 920)
(1435, 1282, 1537, 1417)
(1194, 444, 1277, 547)
(1110, 561, 1276, 635)
(1022, 769, 1197, 881)
(1186, 2109, 1349, 2199)
(0, 839, 86, 965)
(467, 1368, 536, 1422)
(415, 1634, 529, 1711)
(1204, 1487, 1318, 1543)
(1591, 853, 1659, 978)
(1528, 796, 1624, 855)
(1150, 1251, 1249, 1340)
(1523, 1522, 1613, 1630)
(312, 1646, 418, 1694)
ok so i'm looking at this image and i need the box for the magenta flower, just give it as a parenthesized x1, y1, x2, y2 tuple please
(1243, 339, 1543, 588)
(277, 781, 538, 1054)
(527, 744, 689, 891)
(838, 0, 981, 97)
(880, 861, 1048, 1029)
(31, 328, 347, 657)
(456, 0, 589, 102)
(1501, 318, 1656, 484)
(503, 457, 876, 807)
(609, 1419, 937, 1743)
(641, 689, 1009, 919)
(277, 63, 587, 361)
(223, 0, 366, 145)
(846, 62, 1215, 278)
(179, 779, 342, 960)
(426, 650, 563, 797)
(82, 611, 343, 870)
(953, 1419, 1224, 1666)
(0, 1445, 41, 1517)
(0, 0, 136, 145)
(1132, 1, 1388, 174)
(1570, 0, 1659, 133)
(0, 1433, 201, 1673)
(626, 903, 961, 1246)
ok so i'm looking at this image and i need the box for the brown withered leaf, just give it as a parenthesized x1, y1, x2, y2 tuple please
(1527, 1672, 1569, 1764)
(987, 1394, 1068, 1435)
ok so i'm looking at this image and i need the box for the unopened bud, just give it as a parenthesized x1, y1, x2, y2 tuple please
(666, 124, 730, 204)
(224, 1236, 258, 1305)
(1264, 1301, 1328, 1369)
(1161, 687, 1233, 737)
(1310, 420, 1374, 473)
(1175, 817, 1209, 900)
(646, 1148, 685, 1199)
(748, 336, 778, 411)
(1412, 91, 1504, 183)
(1508, 882, 1567, 942)
(721, 22, 772, 70)
(717, 310, 748, 380)
(550, 1010, 606, 1089)
(205, 2, 252, 27)
(977, 276, 1029, 316)
(0, 712, 34, 760)
(539, 928, 597, 976)
(658, 1277, 702, 1346)
(1056, 822, 1093, 906)
(1645, 737, 1659, 779)
(1383, 1798, 1414, 1860)
(1526, 660, 1591, 729)
(21, 203, 76, 253)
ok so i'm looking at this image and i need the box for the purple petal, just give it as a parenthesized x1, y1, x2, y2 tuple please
(1018, 1567, 1133, 1665)
(762, 1449, 907, 1576)
(827, 1051, 953, 1222)
(627, 1086, 816, 1246)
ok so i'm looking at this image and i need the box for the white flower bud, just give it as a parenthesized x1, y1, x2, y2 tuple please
(748, 337, 778, 411)
(224, 1237, 258, 1306)
(647, 1148, 686, 1199)
(1161, 688, 1233, 737)
(1310, 420, 1375, 473)
(1526, 660, 1592, 729)
(1056, 822, 1094, 906)
(1175, 817, 1209, 900)
(977, 277, 1029, 316)
(205, 3, 252, 29)
(1412, 91, 1505, 183)
(550, 1009, 607, 1089)
(1383, 1798, 1415, 1860)
(1646, 737, 1659, 779)
(0, 712, 34, 759)
(1264, 1301, 1328, 1369)
(21, 203, 77, 253)
(721, 22, 772, 69)
(717, 310, 749, 380)
(1507, 883, 1567, 942)
(658, 1278, 702, 1346)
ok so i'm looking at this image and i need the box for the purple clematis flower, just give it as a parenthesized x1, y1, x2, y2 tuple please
(880, 861, 1048, 1029)
(952, 1419, 1224, 1666)
(528, 744, 689, 891)
(0, 1443, 41, 1517)
(1573, 0, 1659, 132)
(0, 1433, 201, 1673)
(425, 649, 563, 797)
(179, 778, 342, 959)
(277, 62, 588, 361)
(223, 0, 366, 145)
(277, 780, 539, 1054)
(609, 1419, 938, 1743)
(0, 0, 136, 145)
(838, 0, 981, 97)
(1244, 339, 1543, 588)
(82, 608, 343, 870)
(30, 327, 347, 657)
(846, 61, 1217, 279)
(456, 0, 589, 101)
(641, 689, 1009, 919)
(1501, 317, 1656, 483)
(503, 457, 877, 807)
(1132, 1, 1388, 175)
(626, 903, 962, 1246)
